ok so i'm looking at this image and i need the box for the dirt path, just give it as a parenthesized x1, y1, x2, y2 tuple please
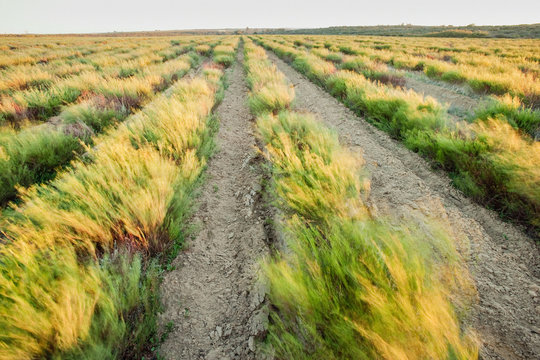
(402, 75, 482, 115)
(267, 50, 540, 360)
(386, 66, 487, 119)
(159, 47, 269, 360)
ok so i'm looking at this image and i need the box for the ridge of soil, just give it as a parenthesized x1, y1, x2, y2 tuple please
(159, 47, 269, 360)
(266, 49, 540, 360)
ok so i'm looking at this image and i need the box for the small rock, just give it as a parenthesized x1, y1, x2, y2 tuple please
(252, 282, 267, 308)
(250, 309, 268, 336)
(216, 326, 223, 338)
(253, 183, 262, 192)
(248, 336, 255, 352)
(206, 349, 222, 360)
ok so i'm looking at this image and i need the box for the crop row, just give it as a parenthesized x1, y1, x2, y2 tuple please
(0, 38, 131, 69)
(292, 34, 539, 59)
(281, 35, 540, 107)
(0, 39, 215, 126)
(0, 49, 203, 207)
(0, 42, 168, 92)
(254, 36, 540, 237)
(243, 38, 477, 359)
(0, 36, 234, 358)
(0, 36, 217, 72)
(290, 36, 540, 139)
(0, 37, 241, 208)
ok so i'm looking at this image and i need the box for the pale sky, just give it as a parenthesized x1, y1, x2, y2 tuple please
(0, 0, 538, 34)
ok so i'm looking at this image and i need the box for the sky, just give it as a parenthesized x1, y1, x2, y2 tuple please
(0, 0, 539, 34)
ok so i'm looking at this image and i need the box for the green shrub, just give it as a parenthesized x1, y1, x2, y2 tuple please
(405, 120, 539, 232)
(23, 86, 81, 121)
(0, 128, 83, 205)
(62, 101, 127, 134)
(425, 64, 444, 78)
(341, 58, 367, 72)
(0, 67, 225, 359)
(325, 53, 342, 63)
(256, 111, 477, 360)
(467, 78, 509, 95)
(213, 54, 234, 67)
(339, 45, 357, 55)
(325, 71, 444, 139)
(441, 70, 466, 83)
(473, 96, 540, 137)
(118, 68, 138, 78)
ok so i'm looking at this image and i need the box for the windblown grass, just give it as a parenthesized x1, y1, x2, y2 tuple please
(0, 53, 197, 207)
(276, 34, 540, 108)
(0, 127, 83, 205)
(0, 64, 225, 359)
(473, 94, 540, 139)
(256, 36, 540, 236)
(0, 40, 204, 127)
(213, 45, 235, 67)
(244, 38, 478, 359)
(244, 42, 294, 115)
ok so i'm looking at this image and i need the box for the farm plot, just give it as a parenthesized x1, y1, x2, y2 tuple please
(258, 39, 539, 359)
(0, 33, 538, 360)
(254, 35, 540, 238)
(0, 37, 231, 206)
(0, 35, 234, 359)
(244, 38, 478, 359)
(283, 35, 540, 108)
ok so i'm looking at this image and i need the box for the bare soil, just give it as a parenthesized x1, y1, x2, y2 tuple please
(159, 48, 269, 360)
(266, 50, 540, 360)
(403, 74, 482, 113)
(395, 70, 493, 124)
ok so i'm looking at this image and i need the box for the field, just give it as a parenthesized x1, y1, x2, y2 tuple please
(0, 34, 538, 360)
(253, 35, 540, 234)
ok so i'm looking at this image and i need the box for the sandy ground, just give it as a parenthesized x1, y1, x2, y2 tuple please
(159, 47, 269, 360)
(266, 49, 540, 360)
